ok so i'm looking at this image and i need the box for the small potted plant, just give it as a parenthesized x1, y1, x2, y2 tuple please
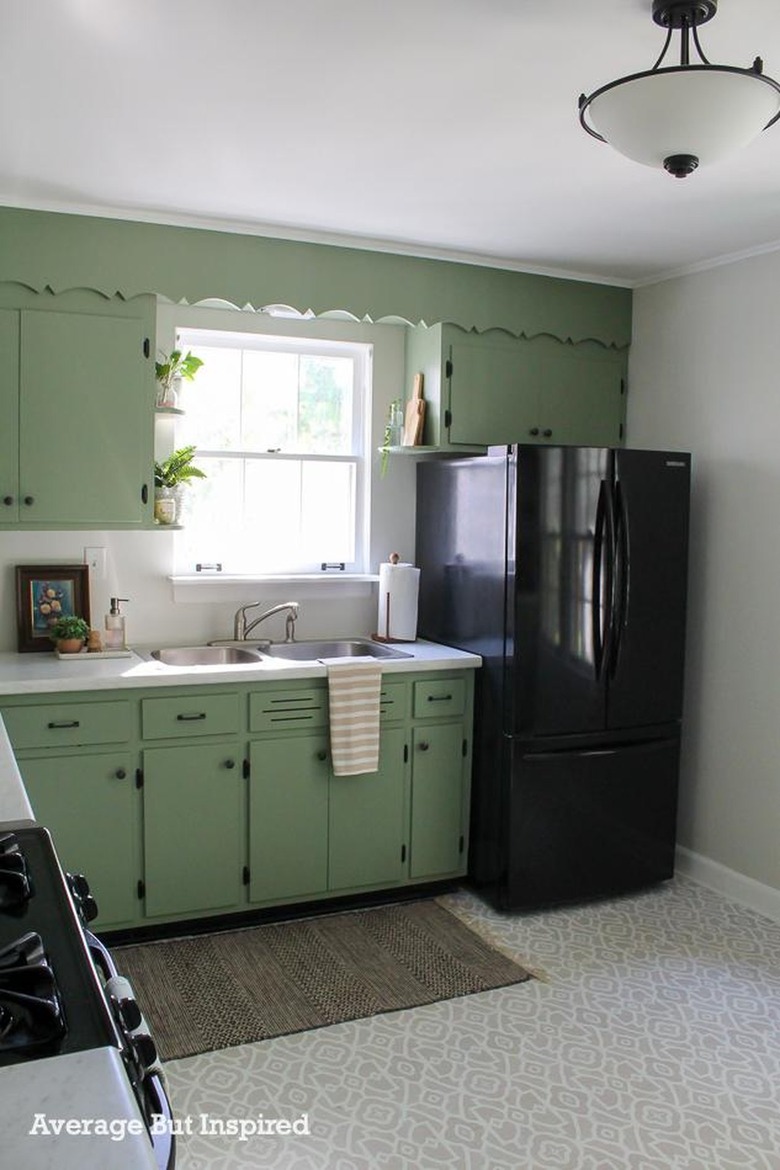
(155, 349, 204, 408)
(154, 445, 207, 524)
(49, 615, 90, 654)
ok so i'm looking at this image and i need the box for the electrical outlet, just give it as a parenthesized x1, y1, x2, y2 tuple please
(84, 546, 106, 577)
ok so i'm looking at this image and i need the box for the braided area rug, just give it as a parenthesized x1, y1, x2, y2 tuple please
(114, 899, 533, 1060)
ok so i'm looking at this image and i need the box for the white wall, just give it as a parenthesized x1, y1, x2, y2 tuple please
(0, 315, 417, 652)
(629, 250, 780, 894)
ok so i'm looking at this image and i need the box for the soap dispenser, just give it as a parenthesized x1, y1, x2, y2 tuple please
(105, 598, 129, 650)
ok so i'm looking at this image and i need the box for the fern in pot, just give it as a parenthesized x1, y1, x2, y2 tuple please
(154, 446, 207, 525)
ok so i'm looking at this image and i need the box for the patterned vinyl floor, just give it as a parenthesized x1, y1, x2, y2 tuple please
(164, 878, 780, 1169)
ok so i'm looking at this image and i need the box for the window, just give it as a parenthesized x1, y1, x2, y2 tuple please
(172, 327, 371, 574)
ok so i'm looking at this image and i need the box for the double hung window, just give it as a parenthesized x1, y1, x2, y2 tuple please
(172, 327, 371, 575)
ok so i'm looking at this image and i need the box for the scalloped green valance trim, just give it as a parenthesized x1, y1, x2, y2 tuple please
(0, 208, 632, 349)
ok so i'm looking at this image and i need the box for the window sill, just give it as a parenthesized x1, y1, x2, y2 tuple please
(169, 573, 379, 603)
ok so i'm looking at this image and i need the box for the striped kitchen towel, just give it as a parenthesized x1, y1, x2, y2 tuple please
(324, 658, 382, 776)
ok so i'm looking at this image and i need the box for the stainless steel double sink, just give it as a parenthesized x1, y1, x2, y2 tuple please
(150, 639, 411, 667)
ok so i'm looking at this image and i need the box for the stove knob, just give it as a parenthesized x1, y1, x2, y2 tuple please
(105, 975, 143, 1030)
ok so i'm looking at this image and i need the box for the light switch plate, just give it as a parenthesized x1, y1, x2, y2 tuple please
(84, 546, 106, 577)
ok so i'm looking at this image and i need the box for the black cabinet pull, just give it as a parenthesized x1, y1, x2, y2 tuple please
(48, 720, 79, 729)
(418, 741, 430, 752)
(529, 427, 539, 437)
(176, 712, 207, 721)
(115, 768, 127, 780)
(224, 759, 236, 769)
(542, 428, 553, 438)
(427, 694, 452, 703)
(2, 496, 12, 506)
(23, 495, 34, 506)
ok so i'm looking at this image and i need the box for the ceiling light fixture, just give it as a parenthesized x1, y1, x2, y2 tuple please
(578, 0, 780, 178)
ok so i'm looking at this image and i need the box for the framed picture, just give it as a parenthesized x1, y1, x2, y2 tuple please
(15, 565, 91, 653)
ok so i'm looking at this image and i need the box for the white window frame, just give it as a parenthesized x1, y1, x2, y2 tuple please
(172, 325, 371, 576)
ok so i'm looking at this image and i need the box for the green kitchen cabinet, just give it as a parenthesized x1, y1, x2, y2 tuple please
(0, 287, 155, 529)
(142, 741, 244, 918)
(409, 722, 468, 879)
(247, 732, 330, 904)
(404, 323, 627, 451)
(0, 309, 20, 520)
(14, 750, 140, 929)
(328, 725, 407, 892)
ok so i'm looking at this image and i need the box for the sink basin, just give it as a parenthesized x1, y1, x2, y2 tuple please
(262, 639, 411, 661)
(151, 646, 264, 666)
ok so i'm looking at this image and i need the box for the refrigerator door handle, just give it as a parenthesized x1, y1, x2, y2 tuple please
(608, 479, 629, 678)
(592, 479, 612, 680)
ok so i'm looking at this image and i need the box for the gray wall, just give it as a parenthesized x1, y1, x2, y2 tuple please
(629, 251, 780, 899)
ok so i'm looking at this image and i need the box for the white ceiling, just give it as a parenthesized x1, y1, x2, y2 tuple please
(3, 0, 780, 287)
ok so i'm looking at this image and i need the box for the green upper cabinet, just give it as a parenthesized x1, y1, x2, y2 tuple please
(0, 309, 20, 519)
(404, 323, 628, 452)
(0, 288, 155, 529)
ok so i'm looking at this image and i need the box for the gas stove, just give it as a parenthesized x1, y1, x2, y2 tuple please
(0, 824, 174, 1169)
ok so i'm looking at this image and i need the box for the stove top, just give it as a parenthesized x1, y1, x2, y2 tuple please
(0, 827, 117, 1066)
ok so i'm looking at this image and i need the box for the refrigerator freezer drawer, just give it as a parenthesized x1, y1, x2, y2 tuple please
(502, 736, 680, 910)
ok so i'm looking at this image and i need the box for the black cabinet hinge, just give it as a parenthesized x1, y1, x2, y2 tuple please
(445, 358, 453, 379)
(462, 739, 468, 757)
(143, 337, 150, 359)
(242, 865, 250, 886)
(243, 758, 250, 779)
(141, 483, 148, 504)
(135, 768, 144, 789)
(619, 422, 624, 440)
(403, 744, 409, 763)
(137, 879, 145, 899)
(444, 408, 452, 429)
(459, 835, 465, 854)
(620, 377, 626, 396)
(401, 844, 407, 863)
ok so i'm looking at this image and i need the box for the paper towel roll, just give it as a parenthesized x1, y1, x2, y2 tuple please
(377, 562, 420, 641)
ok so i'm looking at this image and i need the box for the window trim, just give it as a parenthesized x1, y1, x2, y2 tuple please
(171, 325, 373, 575)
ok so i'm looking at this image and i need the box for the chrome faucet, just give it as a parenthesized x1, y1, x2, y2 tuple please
(233, 601, 299, 642)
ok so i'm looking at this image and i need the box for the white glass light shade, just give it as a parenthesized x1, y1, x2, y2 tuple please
(587, 67, 780, 168)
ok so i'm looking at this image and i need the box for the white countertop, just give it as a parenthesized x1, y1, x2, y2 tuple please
(0, 639, 481, 695)
(0, 1047, 159, 1170)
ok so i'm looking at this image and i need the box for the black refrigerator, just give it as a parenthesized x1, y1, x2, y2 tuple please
(415, 445, 690, 910)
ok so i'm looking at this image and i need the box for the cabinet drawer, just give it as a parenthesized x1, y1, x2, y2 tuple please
(3, 701, 132, 750)
(249, 687, 328, 732)
(379, 681, 406, 721)
(413, 678, 466, 719)
(141, 694, 240, 740)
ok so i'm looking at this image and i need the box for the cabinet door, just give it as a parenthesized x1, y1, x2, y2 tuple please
(143, 742, 244, 918)
(19, 310, 150, 525)
(447, 335, 538, 447)
(0, 309, 19, 520)
(531, 336, 625, 447)
(409, 722, 466, 879)
(328, 726, 406, 892)
(248, 734, 329, 903)
(19, 751, 139, 928)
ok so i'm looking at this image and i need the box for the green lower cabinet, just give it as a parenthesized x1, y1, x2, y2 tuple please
(409, 722, 467, 879)
(248, 733, 329, 903)
(328, 726, 407, 892)
(143, 741, 244, 918)
(17, 750, 139, 928)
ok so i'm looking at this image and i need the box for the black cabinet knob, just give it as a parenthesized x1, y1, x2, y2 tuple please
(2, 496, 12, 506)
(23, 496, 34, 506)
(317, 750, 328, 761)
(542, 428, 553, 438)
(224, 759, 236, 769)
(418, 741, 430, 752)
(115, 768, 127, 780)
(529, 427, 539, 437)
